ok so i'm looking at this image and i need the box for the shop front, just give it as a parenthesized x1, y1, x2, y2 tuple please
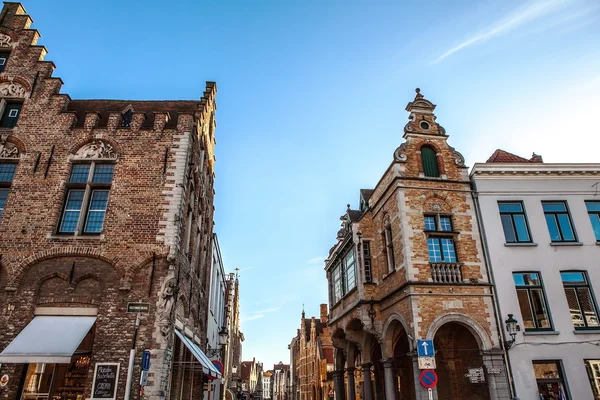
(0, 308, 114, 400)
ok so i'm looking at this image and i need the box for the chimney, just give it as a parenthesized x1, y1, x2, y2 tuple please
(320, 304, 328, 323)
(530, 153, 543, 163)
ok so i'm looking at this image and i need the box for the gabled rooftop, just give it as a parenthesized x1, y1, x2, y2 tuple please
(486, 149, 543, 164)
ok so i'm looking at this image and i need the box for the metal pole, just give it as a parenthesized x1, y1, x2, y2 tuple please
(124, 314, 141, 400)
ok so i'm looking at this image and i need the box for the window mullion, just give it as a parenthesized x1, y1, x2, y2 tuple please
(526, 288, 538, 329)
(78, 184, 93, 234)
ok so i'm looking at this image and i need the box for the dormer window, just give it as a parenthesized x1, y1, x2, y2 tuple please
(121, 109, 133, 128)
(421, 145, 440, 177)
(0, 52, 10, 73)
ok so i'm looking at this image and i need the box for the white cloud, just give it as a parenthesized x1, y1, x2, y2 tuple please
(241, 314, 264, 322)
(307, 256, 325, 264)
(432, 0, 572, 64)
(241, 306, 281, 322)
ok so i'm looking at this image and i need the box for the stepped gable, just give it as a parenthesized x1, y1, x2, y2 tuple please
(67, 100, 201, 128)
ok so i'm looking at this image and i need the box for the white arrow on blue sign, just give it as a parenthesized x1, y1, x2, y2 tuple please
(417, 339, 435, 357)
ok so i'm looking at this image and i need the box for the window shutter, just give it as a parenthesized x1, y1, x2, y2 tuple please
(421, 146, 440, 177)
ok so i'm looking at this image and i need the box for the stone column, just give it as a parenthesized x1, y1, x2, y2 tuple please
(482, 350, 511, 400)
(346, 367, 356, 400)
(333, 370, 346, 400)
(360, 363, 373, 400)
(383, 358, 397, 400)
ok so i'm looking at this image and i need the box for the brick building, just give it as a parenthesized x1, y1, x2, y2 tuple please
(0, 3, 220, 400)
(324, 89, 511, 400)
(225, 271, 244, 399)
(289, 305, 334, 400)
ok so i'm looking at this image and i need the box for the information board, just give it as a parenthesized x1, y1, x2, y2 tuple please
(91, 363, 120, 400)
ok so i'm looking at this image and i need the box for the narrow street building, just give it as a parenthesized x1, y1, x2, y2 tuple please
(225, 271, 244, 399)
(289, 305, 334, 400)
(324, 89, 510, 400)
(273, 362, 290, 400)
(471, 150, 600, 399)
(0, 3, 220, 400)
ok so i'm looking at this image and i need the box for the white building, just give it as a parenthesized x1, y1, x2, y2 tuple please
(206, 233, 228, 400)
(471, 149, 600, 400)
(263, 371, 272, 399)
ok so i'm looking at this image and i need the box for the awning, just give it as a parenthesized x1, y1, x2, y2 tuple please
(0, 316, 96, 364)
(174, 329, 222, 379)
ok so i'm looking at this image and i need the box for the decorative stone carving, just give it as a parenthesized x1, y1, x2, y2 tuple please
(452, 151, 466, 167)
(0, 134, 18, 158)
(158, 276, 177, 336)
(428, 202, 445, 212)
(393, 143, 407, 162)
(404, 122, 413, 133)
(0, 82, 26, 98)
(0, 34, 11, 48)
(74, 140, 117, 159)
(438, 125, 446, 135)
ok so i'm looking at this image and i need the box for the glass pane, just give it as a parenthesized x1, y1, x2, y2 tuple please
(578, 288, 600, 327)
(557, 214, 575, 241)
(439, 217, 452, 231)
(0, 188, 8, 216)
(440, 238, 457, 262)
(499, 202, 523, 213)
(531, 288, 551, 329)
(545, 214, 562, 241)
(0, 163, 17, 181)
(543, 202, 567, 212)
(513, 273, 526, 286)
(60, 190, 84, 233)
(513, 214, 531, 242)
(69, 164, 91, 183)
(590, 214, 600, 241)
(501, 214, 516, 243)
(92, 164, 115, 183)
(514, 273, 540, 286)
(345, 249, 356, 291)
(584, 360, 600, 399)
(533, 361, 560, 379)
(21, 363, 56, 398)
(561, 272, 586, 284)
(427, 238, 441, 262)
(516, 289, 535, 329)
(424, 216, 436, 231)
(586, 202, 600, 212)
(564, 287, 585, 327)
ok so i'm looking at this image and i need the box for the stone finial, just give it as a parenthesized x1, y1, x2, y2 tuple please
(530, 153, 543, 163)
(415, 87, 423, 99)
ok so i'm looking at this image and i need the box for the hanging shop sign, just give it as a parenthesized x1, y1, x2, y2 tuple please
(91, 363, 120, 400)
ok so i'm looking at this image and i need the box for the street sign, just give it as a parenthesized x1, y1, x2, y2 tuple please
(418, 356, 436, 370)
(417, 339, 435, 357)
(127, 302, 150, 313)
(487, 367, 503, 374)
(465, 367, 485, 384)
(419, 369, 438, 389)
(139, 370, 148, 387)
(142, 350, 151, 371)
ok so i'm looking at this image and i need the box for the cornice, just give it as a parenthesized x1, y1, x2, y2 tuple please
(470, 163, 600, 178)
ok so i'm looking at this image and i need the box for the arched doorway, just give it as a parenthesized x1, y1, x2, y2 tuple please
(434, 322, 490, 400)
(392, 327, 415, 399)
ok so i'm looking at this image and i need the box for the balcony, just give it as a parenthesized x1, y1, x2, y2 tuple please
(430, 263, 462, 283)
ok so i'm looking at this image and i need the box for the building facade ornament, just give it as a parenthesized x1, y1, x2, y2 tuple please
(0, 81, 26, 98)
(393, 143, 408, 162)
(0, 33, 11, 48)
(74, 140, 118, 160)
(0, 137, 18, 158)
(158, 276, 177, 336)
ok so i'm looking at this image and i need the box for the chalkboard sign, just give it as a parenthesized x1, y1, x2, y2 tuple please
(91, 363, 120, 400)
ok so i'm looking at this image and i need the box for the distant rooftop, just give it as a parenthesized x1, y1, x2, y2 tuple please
(486, 149, 543, 163)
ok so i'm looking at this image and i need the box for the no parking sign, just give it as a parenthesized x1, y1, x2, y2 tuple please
(419, 369, 438, 389)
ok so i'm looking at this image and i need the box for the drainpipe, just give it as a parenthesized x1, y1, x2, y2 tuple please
(471, 183, 517, 399)
(124, 313, 141, 400)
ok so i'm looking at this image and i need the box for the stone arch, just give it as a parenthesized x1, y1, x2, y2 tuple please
(1, 133, 26, 155)
(426, 312, 493, 351)
(0, 76, 32, 97)
(381, 313, 412, 353)
(68, 137, 121, 159)
(175, 292, 189, 320)
(9, 248, 121, 288)
(423, 196, 451, 214)
(334, 347, 346, 370)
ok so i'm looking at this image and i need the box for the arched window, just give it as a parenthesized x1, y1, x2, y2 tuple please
(421, 145, 440, 177)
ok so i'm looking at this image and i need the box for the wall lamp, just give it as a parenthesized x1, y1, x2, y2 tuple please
(504, 314, 520, 350)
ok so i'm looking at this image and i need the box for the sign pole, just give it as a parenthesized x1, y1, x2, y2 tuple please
(124, 310, 141, 400)
(428, 388, 433, 400)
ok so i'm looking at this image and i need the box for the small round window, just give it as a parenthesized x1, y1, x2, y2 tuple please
(420, 121, 430, 130)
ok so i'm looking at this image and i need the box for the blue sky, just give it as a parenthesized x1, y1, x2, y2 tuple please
(25, 0, 600, 368)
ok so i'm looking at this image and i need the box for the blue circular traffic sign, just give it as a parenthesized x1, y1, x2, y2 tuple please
(419, 369, 438, 388)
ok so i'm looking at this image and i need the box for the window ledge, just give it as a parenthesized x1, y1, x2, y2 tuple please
(46, 233, 105, 241)
(382, 269, 397, 281)
(573, 329, 600, 334)
(523, 330, 560, 336)
(550, 242, 583, 247)
(504, 242, 538, 247)
(596, 241, 600, 245)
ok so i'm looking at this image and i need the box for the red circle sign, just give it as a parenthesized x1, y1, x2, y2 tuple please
(419, 369, 438, 388)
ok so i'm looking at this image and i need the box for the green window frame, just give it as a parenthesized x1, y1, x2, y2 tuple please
(421, 146, 440, 177)
(499, 202, 532, 243)
(561, 271, 600, 330)
(586, 201, 600, 241)
(513, 272, 552, 331)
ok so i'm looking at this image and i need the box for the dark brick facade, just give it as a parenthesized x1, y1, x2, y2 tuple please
(0, 3, 217, 400)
